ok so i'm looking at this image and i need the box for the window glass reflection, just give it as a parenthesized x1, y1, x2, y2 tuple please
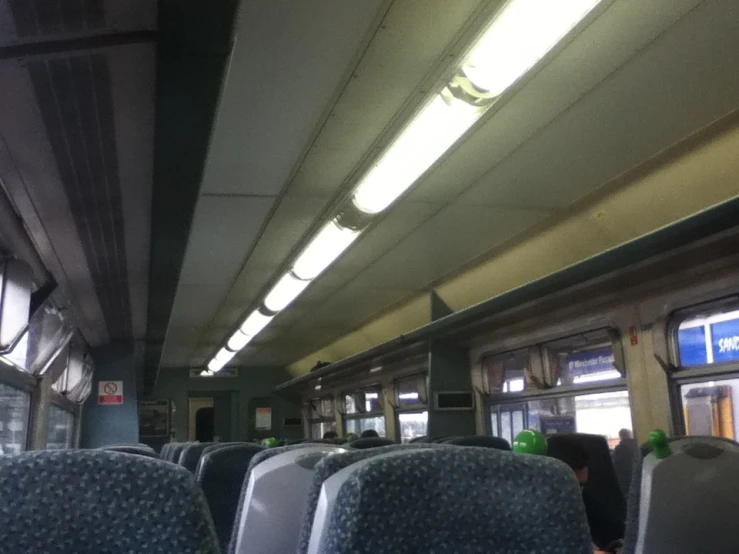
(398, 411, 427, 443)
(46, 405, 73, 450)
(0, 382, 30, 455)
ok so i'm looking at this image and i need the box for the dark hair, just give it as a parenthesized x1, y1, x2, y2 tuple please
(360, 429, 379, 438)
(546, 435, 589, 471)
(322, 431, 338, 440)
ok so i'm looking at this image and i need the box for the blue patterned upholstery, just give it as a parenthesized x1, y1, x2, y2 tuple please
(321, 447, 593, 553)
(101, 445, 159, 459)
(197, 443, 264, 551)
(347, 437, 396, 449)
(227, 443, 319, 554)
(0, 450, 219, 553)
(297, 444, 441, 554)
(443, 435, 511, 450)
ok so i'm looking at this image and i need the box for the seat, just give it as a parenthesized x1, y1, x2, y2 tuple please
(102, 445, 159, 458)
(443, 435, 511, 450)
(227, 443, 332, 554)
(311, 447, 593, 554)
(160, 442, 173, 460)
(548, 433, 627, 521)
(409, 435, 428, 443)
(0, 450, 219, 553)
(232, 444, 346, 554)
(298, 444, 440, 554)
(179, 442, 224, 472)
(346, 437, 395, 449)
(623, 435, 739, 554)
(168, 442, 189, 464)
(196, 443, 264, 551)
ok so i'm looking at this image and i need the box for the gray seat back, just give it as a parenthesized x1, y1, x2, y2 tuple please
(624, 436, 739, 554)
(0, 450, 219, 553)
(233, 445, 346, 554)
(313, 447, 593, 553)
(346, 437, 396, 449)
(196, 443, 264, 551)
(443, 435, 511, 450)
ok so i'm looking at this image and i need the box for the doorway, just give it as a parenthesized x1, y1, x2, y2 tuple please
(188, 393, 233, 442)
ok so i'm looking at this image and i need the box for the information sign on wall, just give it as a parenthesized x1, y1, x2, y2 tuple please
(255, 407, 272, 430)
(98, 381, 123, 405)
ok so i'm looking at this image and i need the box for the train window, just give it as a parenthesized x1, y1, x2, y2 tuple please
(344, 385, 383, 414)
(0, 331, 29, 372)
(0, 382, 31, 455)
(678, 379, 739, 439)
(483, 348, 530, 393)
(307, 396, 335, 439)
(344, 385, 386, 437)
(675, 306, 739, 367)
(46, 404, 73, 450)
(396, 374, 428, 442)
(398, 411, 427, 443)
(396, 374, 427, 407)
(544, 329, 623, 386)
(490, 391, 632, 448)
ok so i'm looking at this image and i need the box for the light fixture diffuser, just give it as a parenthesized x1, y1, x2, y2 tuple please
(351, 91, 482, 215)
(462, 0, 601, 97)
(292, 219, 359, 280)
(208, 347, 235, 372)
(227, 330, 252, 352)
(239, 309, 274, 336)
(264, 272, 311, 312)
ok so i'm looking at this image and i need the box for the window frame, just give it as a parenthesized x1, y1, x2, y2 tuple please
(305, 395, 336, 439)
(666, 297, 739, 435)
(480, 326, 630, 439)
(46, 394, 76, 450)
(394, 373, 428, 411)
(341, 384, 386, 436)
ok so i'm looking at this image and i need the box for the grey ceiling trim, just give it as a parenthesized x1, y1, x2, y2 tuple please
(0, 31, 157, 60)
(28, 53, 132, 340)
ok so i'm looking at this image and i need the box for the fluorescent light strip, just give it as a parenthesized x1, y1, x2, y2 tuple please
(352, 0, 600, 215)
(240, 310, 274, 336)
(227, 330, 252, 352)
(292, 219, 359, 280)
(462, 0, 601, 97)
(264, 272, 311, 312)
(352, 91, 482, 214)
(208, 347, 235, 372)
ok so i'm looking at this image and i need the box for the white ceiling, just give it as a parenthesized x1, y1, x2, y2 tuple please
(161, 0, 739, 370)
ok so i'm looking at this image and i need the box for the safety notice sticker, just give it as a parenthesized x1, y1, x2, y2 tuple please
(98, 381, 123, 405)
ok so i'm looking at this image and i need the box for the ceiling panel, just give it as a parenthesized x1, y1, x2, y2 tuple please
(357, 205, 550, 289)
(167, 284, 230, 328)
(201, 0, 386, 196)
(178, 196, 272, 286)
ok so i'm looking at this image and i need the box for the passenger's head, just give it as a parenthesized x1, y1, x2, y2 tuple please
(547, 436, 589, 485)
(619, 428, 632, 440)
(323, 431, 338, 440)
(360, 429, 379, 438)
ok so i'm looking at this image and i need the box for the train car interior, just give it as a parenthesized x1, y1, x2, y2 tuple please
(1, 0, 739, 552)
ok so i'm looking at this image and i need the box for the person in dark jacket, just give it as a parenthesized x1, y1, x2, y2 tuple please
(547, 435, 625, 551)
(613, 429, 638, 495)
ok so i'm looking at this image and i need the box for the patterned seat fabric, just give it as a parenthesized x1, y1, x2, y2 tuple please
(346, 437, 396, 449)
(197, 444, 264, 551)
(321, 448, 593, 554)
(297, 444, 440, 554)
(101, 445, 159, 459)
(227, 443, 320, 554)
(443, 435, 511, 450)
(0, 450, 219, 554)
(179, 442, 221, 472)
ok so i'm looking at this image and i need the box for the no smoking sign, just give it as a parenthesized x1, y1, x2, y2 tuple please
(98, 381, 123, 405)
